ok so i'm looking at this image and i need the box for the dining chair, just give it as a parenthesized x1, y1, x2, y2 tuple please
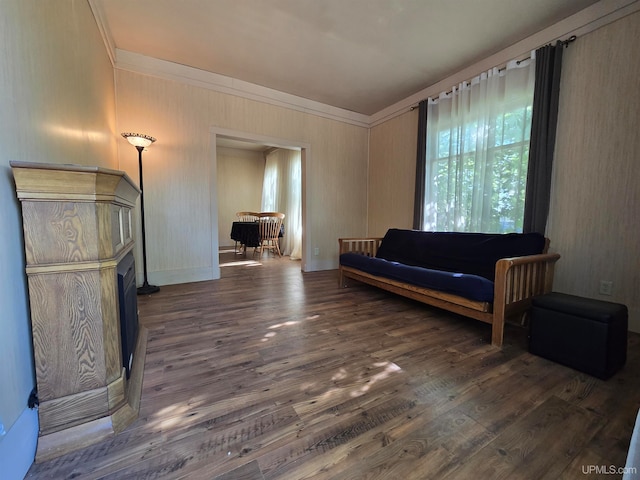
(234, 211, 259, 252)
(236, 211, 259, 222)
(255, 212, 285, 257)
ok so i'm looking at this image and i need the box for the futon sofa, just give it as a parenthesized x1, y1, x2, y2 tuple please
(338, 229, 561, 346)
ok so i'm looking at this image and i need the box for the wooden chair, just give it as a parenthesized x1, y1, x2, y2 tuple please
(234, 211, 259, 252)
(236, 211, 259, 222)
(255, 212, 285, 257)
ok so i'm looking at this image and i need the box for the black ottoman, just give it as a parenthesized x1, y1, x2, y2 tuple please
(529, 292, 628, 379)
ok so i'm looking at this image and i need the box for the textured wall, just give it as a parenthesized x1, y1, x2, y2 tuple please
(115, 69, 369, 280)
(368, 109, 419, 236)
(217, 147, 265, 248)
(0, 0, 117, 475)
(548, 10, 640, 331)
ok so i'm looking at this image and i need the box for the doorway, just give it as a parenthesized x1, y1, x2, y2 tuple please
(209, 127, 310, 279)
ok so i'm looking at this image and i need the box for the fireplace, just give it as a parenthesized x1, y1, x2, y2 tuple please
(117, 251, 138, 378)
(12, 161, 146, 461)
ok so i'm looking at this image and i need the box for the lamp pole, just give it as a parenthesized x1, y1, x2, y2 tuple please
(121, 133, 159, 295)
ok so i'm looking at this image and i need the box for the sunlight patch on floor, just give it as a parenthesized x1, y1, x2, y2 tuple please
(332, 368, 348, 382)
(298, 361, 405, 402)
(261, 330, 282, 342)
(269, 320, 300, 329)
(350, 361, 403, 397)
(153, 403, 192, 430)
(219, 259, 262, 267)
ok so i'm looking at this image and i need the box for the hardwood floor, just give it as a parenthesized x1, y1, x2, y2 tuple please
(26, 250, 640, 479)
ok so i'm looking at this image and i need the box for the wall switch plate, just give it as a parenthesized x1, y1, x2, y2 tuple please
(314, 247, 319, 256)
(599, 280, 613, 296)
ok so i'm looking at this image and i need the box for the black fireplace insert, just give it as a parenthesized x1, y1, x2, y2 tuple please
(117, 251, 139, 378)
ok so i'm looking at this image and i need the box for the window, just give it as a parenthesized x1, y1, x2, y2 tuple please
(261, 148, 302, 259)
(422, 59, 535, 233)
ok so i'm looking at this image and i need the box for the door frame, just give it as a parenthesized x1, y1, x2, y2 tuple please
(209, 126, 311, 277)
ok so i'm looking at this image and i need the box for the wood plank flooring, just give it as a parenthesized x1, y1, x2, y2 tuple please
(26, 250, 640, 479)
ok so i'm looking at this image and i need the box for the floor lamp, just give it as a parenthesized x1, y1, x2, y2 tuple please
(121, 132, 160, 295)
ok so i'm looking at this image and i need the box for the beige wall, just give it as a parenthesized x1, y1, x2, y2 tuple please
(547, 10, 640, 331)
(368, 109, 419, 236)
(217, 146, 265, 248)
(115, 69, 369, 281)
(367, 11, 640, 332)
(0, 0, 117, 474)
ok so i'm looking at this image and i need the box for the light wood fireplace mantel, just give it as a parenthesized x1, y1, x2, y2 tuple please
(11, 161, 147, 462)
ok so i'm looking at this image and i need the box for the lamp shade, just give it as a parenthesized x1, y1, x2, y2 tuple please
(121, 132, 156, 148)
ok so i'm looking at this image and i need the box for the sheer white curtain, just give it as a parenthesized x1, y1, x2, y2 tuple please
(424, 57, 535, 233)
(261, 148, 302, 259)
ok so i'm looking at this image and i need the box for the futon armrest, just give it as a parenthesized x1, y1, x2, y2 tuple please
(494, 253, 561, 306)
(338, 237, 383, 256)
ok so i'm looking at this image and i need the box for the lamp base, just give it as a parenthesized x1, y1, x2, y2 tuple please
(137, 283, 160, 295)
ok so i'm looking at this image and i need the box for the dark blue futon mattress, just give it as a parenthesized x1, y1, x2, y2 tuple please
(339, 253, 495, 302)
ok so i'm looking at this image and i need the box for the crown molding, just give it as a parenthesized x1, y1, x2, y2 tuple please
(87, 0, 115, 66)
(369, 0, 640, 127)
(91, 0, 639, 129)
(114, 50, 371, 128)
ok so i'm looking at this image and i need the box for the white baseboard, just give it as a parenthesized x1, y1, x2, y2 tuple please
(0, 407, 38, 480)
(623, 409, 640, 479)
(147, 266, 219, 287)
(303, 259, 337, 272)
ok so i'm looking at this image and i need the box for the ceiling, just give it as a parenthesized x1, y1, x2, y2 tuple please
(92, 0, 601, 116)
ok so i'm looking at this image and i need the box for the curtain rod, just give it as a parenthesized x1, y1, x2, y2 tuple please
(409, 35, 577, 111)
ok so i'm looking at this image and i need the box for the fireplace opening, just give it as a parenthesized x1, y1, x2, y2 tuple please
(117, 251, 139, 378)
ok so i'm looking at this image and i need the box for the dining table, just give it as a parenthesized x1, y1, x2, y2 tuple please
(230, 221, 284, 253)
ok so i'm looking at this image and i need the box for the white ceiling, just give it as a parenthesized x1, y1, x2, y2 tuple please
(92, 0, 601, 116)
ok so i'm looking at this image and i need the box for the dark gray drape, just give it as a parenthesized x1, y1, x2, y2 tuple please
(523, 41, 564, 234)
(413, 100, 428, 230)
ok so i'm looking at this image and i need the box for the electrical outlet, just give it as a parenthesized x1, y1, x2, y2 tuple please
(314, 247, 319, 256)
(599, 280, 613, 296)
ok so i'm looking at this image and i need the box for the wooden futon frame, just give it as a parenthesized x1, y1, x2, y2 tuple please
(338, 237, 561, 347)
